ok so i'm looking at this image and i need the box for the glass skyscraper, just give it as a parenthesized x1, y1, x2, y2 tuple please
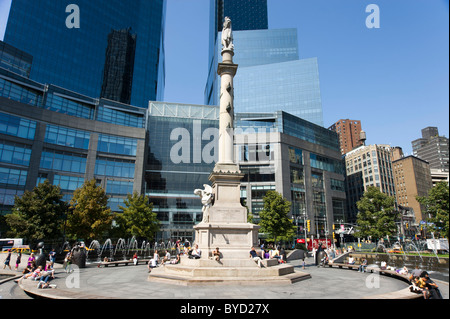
(3, 0, 166, 108)
(205, 1, 324, 126)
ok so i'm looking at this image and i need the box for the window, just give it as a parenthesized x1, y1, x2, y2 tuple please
(45, 125, 90, 149)
(0, 142, 31, 166)
(0, 78, 43, 106)
(0, 167, 27, 186)
(45, 94, 94, 119)
(98, 134, 137, 156)
(53, 175, 85, 191)
(40, 150, 87, 174)
(95, 157, 135, 178)
(290, 167, 304, 186)
(288, 147, 303, 165)
(0, 112, 36, 140)
(106, 180, 134, 195)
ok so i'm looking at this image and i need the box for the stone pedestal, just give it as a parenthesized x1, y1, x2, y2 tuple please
(193, 169, 259, 259)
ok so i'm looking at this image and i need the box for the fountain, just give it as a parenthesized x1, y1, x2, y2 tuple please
(429, 233, 440, 262)
(114, 238, 127, 260)
(99, 238, 113, 261)
(405, 241, 423, 262)
(127, 236, 139, 256)
(87, 240, 101, 262)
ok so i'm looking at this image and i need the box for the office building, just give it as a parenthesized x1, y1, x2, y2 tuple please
(412, 127, 449, 172)
(3, 0, 166, 107)
(344, 144, 396, 223)
(430, 169, 449, 187)
(392, 150, 433, 223)
(0, 64, 147, 215)
(329, 119, 364, 155)
(235, 111, 346, 239)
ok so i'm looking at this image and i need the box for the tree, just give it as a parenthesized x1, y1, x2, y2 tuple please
(5, 180, 67, 242)
(116, 192, 160, 239)
(355, 186, 397, 240)
(417, 182, 449, 238)
(66, 179, 113, 241)
(258, 191, 295, 243)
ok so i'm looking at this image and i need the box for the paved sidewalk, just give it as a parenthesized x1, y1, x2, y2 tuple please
(11, 259, 448, 299)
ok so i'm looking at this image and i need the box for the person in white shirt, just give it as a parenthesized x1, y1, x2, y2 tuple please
(192, 245, 201, 259)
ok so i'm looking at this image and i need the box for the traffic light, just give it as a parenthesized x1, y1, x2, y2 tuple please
(406, 223, 409, 229)
(307, 220, 311, 232)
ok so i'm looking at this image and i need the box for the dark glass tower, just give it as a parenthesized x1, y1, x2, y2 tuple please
(4, 0, 166, 107)
(101, 28, 137, 105)
(216, 0, 269, 32)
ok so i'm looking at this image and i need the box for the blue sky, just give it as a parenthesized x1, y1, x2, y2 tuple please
(1, 0, 449, 155)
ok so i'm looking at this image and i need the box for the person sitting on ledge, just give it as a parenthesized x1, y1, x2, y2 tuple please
(358, 258, 368, 272)
(250, 246, 263, 268)
(190, 245, 202, 259)
(270, 246, 281, 262)
(212, 247, 221, 262)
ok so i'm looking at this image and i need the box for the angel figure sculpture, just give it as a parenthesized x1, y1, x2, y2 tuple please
(194, 184, 214, 223)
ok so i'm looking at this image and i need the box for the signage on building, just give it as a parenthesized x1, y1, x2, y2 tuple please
(307, 239, 332, 251)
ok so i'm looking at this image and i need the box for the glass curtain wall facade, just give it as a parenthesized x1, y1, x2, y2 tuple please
(0, 66, 146, 215)
(235, 111, 346, 240)
(4, 0, 166, 108)
(146, 102, 219, 241)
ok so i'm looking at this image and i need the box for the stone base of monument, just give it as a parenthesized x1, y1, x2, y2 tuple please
(147, 256, 311, 286)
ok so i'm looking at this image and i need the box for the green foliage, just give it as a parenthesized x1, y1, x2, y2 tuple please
(116, 192, 160, 240)
(6, 180, 67, 242)
(66, 179, 113, 241)
(417, 182, 449, 238)
(355, 186, 397, 240)
(258, 191, 295, 242)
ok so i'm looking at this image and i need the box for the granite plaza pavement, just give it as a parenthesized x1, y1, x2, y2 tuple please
(1, 253, 448, 300)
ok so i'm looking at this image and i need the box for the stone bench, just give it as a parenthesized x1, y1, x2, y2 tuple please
(100, 259, 150, 267)
(261, 259, 279, 267)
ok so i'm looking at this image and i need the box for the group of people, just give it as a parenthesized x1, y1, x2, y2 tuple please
(409, 267, 443, 299)
(2, 249, 22, 271)
(249, 245, 288, 268)
(21, 252, 56, 289)
(147, 249, 181, 272)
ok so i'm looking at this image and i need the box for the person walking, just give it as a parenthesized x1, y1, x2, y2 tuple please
(3, 249, 12, 270)
(15, 251, 22, 271)
(49, 249, 56, 266)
